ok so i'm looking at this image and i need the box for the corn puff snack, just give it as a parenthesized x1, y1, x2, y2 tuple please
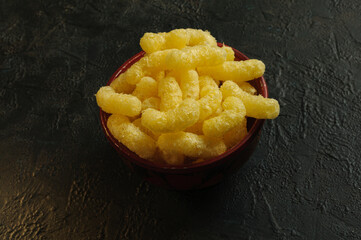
(220, 81, 279, 119)
(132, 118, 160, 141)
(124, 49, 172, 85)
(222, 45, 235, 61)
(142, 97, 161, 111)
(197, 76, 223, 121)
(158, 76, 182, 111)
(223, 118, 248, 148)
(96, 86, 141, 117)
(132, 76, 158, 101)
(197, 59, 265, 83)
(107, 115, 156, 159)
(203, 97, 246, 138)
(141, 98, 200, 133)
(157, 132, 227, 159)
(140, 28, 217, 54)
(96, 28, 280, 165)
(166, 45, 228, 70)
(179, 70, 200, 100)
(237, 82, 257, 95)
(109, 74, 135, 94)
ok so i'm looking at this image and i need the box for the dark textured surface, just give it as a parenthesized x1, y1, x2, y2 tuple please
(1, 0, 361, 239)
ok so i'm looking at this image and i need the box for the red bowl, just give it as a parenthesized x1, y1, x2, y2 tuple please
(99, 43, 268, 190)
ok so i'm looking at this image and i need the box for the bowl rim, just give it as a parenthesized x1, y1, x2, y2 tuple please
(99, 43, 268, 173)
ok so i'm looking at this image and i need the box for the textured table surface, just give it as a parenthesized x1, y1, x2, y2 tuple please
(1, 0, 361, 239)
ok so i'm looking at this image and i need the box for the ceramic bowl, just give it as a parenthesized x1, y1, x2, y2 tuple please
(100, 43, 267, 190)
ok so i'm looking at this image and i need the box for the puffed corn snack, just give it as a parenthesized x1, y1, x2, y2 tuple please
(96, 28, 280, 165)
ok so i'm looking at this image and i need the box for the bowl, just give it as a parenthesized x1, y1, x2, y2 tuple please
(99, 43, 267, 190)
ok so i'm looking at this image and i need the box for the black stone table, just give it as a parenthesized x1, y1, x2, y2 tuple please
(1, 0, 361, 239)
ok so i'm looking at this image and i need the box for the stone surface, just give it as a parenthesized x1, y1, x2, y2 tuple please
(1, 0, 361, 239)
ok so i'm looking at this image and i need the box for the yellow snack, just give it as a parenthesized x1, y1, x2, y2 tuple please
(166, 45, 228, 70)
(158, 76, 182, 111)
(122, 61, 144, 85)
(198, 75, 218, 89)
(237, 82, 257, 95)
(121, 44, 231, 85)
(157, 132, 227, 158)
(165, 29, 188, 50)
(165, 70, 181, 82)
(142, 97, 161, 111)
(96, 86, 141, 117)
(139, 32, 167, 54)
(223, 118, 248, 148)
(107, 114, 156, 159)
(197, 59, 265, 83)
(96, 29, 280, 164)
(185, 121, 203, 135)
(140, 29, 217, 54)
(221, 81, 280, 119)
(204, 105, 224, 121)
(197, 76, 222, 121)
(222, 45, 235, 61)
(203, 96, 246, 138)
(109, 74, 135, 94)
(141, 99, 200, 133)
(132, 118, 160, 140)
(132, 76, 158, 101)
(123, 49, 171, 85)
(151, 70, 165, 81)
(179, 70, 199, 100)
(212, 106, 224, 116)
(186, 28, 217, 46)
(140, 30, 188, 54)
(141, 49, 172, 70)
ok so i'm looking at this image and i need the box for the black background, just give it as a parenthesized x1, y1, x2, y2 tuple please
(1, 0, 361, 239)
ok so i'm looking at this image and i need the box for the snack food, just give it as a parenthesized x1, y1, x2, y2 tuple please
(165, 45, 229, 69)
(141, 98, 200, 133)
(141, 97, 160, 111)
(107, 114, 156, 159)
(96, 86, 141, 117)
(157, 132, 227, 159)
(197, 76, 222, 121)
(179, 70, 199, 100)
(202, 96, 246, 138)
(158, 76, 182, 111)
(132, 76, 158, 101)
(96, 28, 280, 165)
(197, 59, 265, 83)
(220, 80, 280, 119)
(140, 28, 217, 54)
